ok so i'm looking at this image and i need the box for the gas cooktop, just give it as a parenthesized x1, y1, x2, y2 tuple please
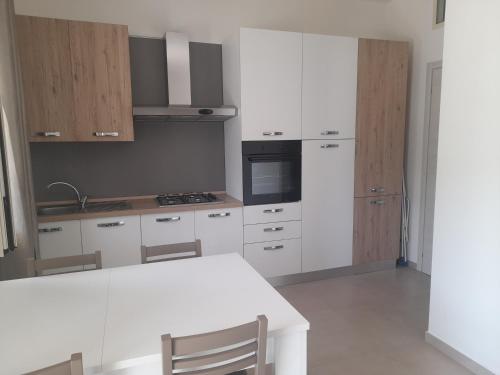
(156, 193, 222, 207)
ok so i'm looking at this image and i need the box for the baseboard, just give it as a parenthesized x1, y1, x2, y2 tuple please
(425, 332, 495, 375)
(268, 260, 395, 287)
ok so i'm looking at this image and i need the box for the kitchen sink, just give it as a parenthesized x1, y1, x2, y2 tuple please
(37, 201, 132, 216)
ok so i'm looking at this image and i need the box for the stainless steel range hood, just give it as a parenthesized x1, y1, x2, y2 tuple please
(133, 32, 237, 123)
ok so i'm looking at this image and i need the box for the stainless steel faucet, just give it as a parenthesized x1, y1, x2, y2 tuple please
(47, 182, 88, 210)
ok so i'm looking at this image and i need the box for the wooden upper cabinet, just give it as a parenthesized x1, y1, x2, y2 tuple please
(16, 16, 133, 142)
(16, 16, 77, 142)
(69, 21, 133, 141)
(354, 39, 409, 197)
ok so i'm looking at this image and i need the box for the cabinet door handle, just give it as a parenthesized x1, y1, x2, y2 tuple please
(38, 227, 63, 233)
(156, 217, 181, 223)
(368, 187, 385, 193)
(264, 227, 284, 232)
(321, 130, 339, 136)
(264, 245, 284, 251)
(37, 131, 61, 137)
(208, 212, 231, 218)
(97, 221, 125, 228)
(94, 132, 119, 137)
(262, 131, 283, 136)
(263, 208, 283, 214)
(370, 200, 386, 205)
(321, 144, 339, 149)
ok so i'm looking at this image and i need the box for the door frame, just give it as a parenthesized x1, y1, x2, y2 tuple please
(417, 60, 442, 272)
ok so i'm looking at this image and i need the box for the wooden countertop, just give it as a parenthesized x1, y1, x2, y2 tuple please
(37, 193, 242, 223)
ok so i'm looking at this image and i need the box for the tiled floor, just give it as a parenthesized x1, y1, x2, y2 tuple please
(277, 268, 472, 375)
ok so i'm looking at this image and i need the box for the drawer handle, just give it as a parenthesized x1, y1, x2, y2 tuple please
(263, 208, 283, 214)
(370, 200, 386, 205)
(264, 227, 284, 232)
(321, 144, 339, 149)
(264, 245, 284, 251)
(38, 227, 63, 233)
(156, 217, 181, 223)
(97, 221, 125, 228)
(368, 187, 385, 193)
(262, 131, 283, 136)
(321, 130, 339, 136)
(94, 132, 119, 137)
(208, 212, 231, 218)
(37, 131, 61, 137)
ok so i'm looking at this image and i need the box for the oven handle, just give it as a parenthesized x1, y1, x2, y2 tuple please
(247, 155, 300, 162)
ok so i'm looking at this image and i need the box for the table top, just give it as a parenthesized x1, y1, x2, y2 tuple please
(0, 254, 309, 374)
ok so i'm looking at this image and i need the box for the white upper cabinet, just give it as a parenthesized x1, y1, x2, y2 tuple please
(302, 34, 358, 140)
(240, 28, 302, 141)
(302, 140, 355, 272)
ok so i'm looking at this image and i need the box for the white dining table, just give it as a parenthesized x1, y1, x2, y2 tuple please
(0, 254, 309, 375)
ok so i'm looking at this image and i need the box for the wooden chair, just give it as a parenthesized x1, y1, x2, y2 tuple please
(24, 352, 83, 375)
(162, 315, 268, 375)
(26, 251, 102, 277)
(141, 240, 202, 264)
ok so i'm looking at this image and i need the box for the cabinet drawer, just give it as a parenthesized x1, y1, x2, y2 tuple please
(244, 202, 301, 225)
(244, 239, 301, 278)
(38, 220, 83, 274)
(195, 208, 243, 257)
(82, 216, 141, 268)
(141, 211, 195, 247)
(244, 220, 301, 244)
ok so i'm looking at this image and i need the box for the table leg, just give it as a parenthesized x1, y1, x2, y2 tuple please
(273, 330, 307, 375)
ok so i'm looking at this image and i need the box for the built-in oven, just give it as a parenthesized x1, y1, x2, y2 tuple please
(242, 141, 301, 206)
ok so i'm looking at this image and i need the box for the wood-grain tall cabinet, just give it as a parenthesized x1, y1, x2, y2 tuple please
(353, 39, 409, 265)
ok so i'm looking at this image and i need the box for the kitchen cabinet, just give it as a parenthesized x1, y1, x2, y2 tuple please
(38, 220, 83, 274)
(354, 39, 408, 197)
(82, 215, 141, 268)
(244, 220, 301, 245)
(302, 34, 358, 140)
(353, 195, 402, 264)
(195, 207, 243, 256)
(141, 211, 195, 247)
(240, 28, 302, 141)
(302, 140, 355, 272)
(244, 238, 302, 278)
(16, 16, 77, 142)
(16, 16, 133, 142)
(243, 202, 301, 225)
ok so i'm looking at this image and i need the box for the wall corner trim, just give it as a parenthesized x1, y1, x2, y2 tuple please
(425, 332, 495, 375)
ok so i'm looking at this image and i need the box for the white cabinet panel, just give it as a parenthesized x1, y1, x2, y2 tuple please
(302, 34, 358, 140)
(244, 220, 301, 244)
(302, 140, 355, 272)
(244, 202, 301, 225)
(244, 239, 301, 278)
(82, 216, 141, 268)
(240, 28, 302, 141)
(141, 211, 195, 247)
(195, 207, 243, 257)
(38, 220, 83, 274)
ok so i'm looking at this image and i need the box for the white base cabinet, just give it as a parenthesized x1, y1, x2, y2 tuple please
(141, 211, 195, 247)
(302, 140, 355, 272)
(244, 239, 301, 278)
(38, 220, 83, 274)
(81, 215, 141, 268)
(195, 207, 243, 256)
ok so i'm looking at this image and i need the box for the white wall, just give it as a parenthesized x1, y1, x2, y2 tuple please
(428, 1, 500, 373)
(14, 0, 443, 265)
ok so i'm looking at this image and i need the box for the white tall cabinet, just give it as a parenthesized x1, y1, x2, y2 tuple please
(302, 34, 358, 140)
(302, 140, 355, 272)
(240, 28, 302, 141)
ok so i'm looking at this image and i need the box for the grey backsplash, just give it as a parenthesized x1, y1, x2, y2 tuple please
(31, 37, 227, 202)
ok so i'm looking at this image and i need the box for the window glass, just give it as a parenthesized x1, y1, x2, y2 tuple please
(436, 0, 446, 24)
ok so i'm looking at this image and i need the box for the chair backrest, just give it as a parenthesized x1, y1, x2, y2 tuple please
(26, 251, 102, 277)
(162, 315, 268, 375)
(24, 353, 83, 375)
(141, 240, 202, 264)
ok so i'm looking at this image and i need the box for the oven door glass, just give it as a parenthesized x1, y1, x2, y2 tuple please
(243, 155, 301, 205)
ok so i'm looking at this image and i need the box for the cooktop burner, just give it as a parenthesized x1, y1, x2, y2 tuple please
(157, 192, 221, 207)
